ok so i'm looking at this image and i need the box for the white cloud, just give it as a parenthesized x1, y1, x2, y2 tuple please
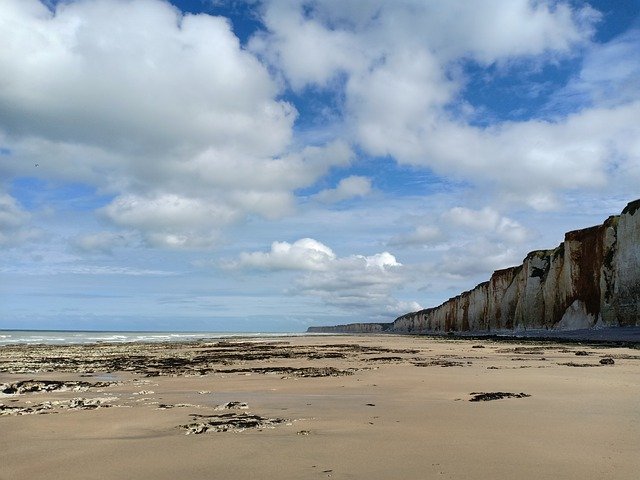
(254, 1, 597, 87)
(439, 239, 522, 278)
(251, 0, 640, 209)
(250, 1, 364, 91)
(448, 206, 502, 231)
(294, 252, 407, 313)
(0, 0, 293, 155)
(231, 237, 414, 315)
(0, 192, 40, 247)
(233, 238, 336, 271)
(388, 225, 445, 247)
(0, 0, 360, 249)
(448, 206, 529, 244)
(555, 29, 640, 109)
(100, 193, 238, 249)
(313, 176, 372, 203)
(72, 231, 136, 254)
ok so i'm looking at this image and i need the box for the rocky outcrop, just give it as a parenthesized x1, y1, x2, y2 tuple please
(308, 199, 640, 334)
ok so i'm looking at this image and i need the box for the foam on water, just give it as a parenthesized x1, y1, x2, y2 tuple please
(0, 330, 311, 345)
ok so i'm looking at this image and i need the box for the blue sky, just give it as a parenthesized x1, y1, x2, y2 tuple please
(1, 0, 639, 332)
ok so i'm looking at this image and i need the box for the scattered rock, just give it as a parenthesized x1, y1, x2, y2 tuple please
(0, 402, 55, 416)
(0, 380, 114, 395)
(469, 392, 531, 402)
(182, 412, 288, 434)
(575, 351, 589, 356)
(367, 357, 404, 362)
(413, 359, 466, 367)
(216, 366, 354, 377)
(67, 397, 116, 409)
(297, 430, 311, 435)
(0, 395, 116, 415)
(599, 357, 615, 365)
(558, 362, 599, 367)
(214, 401, 249, 410)
(132, 390, 154, 395)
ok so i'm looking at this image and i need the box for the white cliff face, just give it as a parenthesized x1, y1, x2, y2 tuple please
(614, 201, 640, 326)
(392, 199, 640, 334)
(555, 300, 596, 330)
(309, 200, 640, 334)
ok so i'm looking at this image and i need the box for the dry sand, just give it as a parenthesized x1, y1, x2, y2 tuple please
(1, 335, 638, 480)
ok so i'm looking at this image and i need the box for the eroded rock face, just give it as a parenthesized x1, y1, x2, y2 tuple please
(309, 199, 640, 334)
(394, 199, 640, 333)
(615, 201, 640, 325)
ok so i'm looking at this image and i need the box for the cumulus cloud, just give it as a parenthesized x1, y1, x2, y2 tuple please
(295, 251, 410, 314)
(231, 238, 416, 315)
(0, 0, 359, 249)
(100, 193, 239, 248)
(253, 0, 598, 87)
(0, 0, 293, 155)
(388, 225, 445, 247)
(252, 0, 640, 208)
(439, 240, 522, 278)
(0, 192, 40, 247)
(313, 176, 372, 203)
(553, 29, 640, 109)
(233, 238, 337, 271)
(448, 206, 528, 243)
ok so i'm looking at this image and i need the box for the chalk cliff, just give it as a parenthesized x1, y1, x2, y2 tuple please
(308, 199, 640, 334)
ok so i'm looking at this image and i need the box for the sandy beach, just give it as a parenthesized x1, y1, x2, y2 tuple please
(1, 334, 638, 480)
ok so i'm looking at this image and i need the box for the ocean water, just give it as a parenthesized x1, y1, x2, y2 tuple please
(0, 330, 310, 345)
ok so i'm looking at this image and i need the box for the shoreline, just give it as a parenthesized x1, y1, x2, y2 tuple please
(3, 325, 640, 348)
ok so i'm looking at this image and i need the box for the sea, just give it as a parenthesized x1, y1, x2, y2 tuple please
(0, 330, 313, 345)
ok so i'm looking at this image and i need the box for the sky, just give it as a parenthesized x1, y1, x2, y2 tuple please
(1, 0, 639, 332)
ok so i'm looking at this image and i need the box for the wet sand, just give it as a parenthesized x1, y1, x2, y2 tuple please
(1, 335, 639, 479)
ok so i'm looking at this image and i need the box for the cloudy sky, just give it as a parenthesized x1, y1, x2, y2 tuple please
(1, 0, 639, 332)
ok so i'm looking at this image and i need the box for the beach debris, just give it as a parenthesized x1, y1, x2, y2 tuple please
(0, 396, 116, 415)
(132, 390, 154, 395)
(0, 380, 114, 395)
(0, 402, 55, 416)
(496, 347, 546, 355)
(599, 357, 615, 365)
(558, 362, 600, 367)
(469, 392, 531, 402)
(297, 430, 311, 435)
(181, 412, 288, 434)
(575, 351, 589, 356)
(157, 403, 197, 409)
(413, 359, 467, 367)
(215, 366, 354, 377)
(367, 356, 404, 362)
(214, 401, 249, 410)
(67, 397, 116, 409)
